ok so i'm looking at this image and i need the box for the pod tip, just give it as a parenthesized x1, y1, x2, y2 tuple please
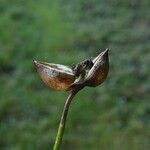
(33, 60, 37, 64)
(105, 48, 110, 52)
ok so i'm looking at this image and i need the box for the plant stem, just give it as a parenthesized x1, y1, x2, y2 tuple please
(53, 89, 79, 150)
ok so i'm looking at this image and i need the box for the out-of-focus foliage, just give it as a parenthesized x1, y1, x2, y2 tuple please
(0, 0, 150, 149)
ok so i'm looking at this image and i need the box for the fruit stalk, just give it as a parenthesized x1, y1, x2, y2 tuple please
(53, 89, 79, 150)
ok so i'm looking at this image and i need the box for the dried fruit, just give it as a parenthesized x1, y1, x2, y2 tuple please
(33, 48, 109, 91)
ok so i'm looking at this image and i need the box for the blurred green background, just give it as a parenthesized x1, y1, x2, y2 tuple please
(0, 0, 150, 150)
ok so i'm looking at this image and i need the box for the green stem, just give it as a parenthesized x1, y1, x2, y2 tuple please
(53, 90, 78, 150)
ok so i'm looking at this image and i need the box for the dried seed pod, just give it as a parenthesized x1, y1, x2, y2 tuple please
(33, 61, 75, 91)
(85, 48, 109, 87)
(33, 48, 109, 91)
